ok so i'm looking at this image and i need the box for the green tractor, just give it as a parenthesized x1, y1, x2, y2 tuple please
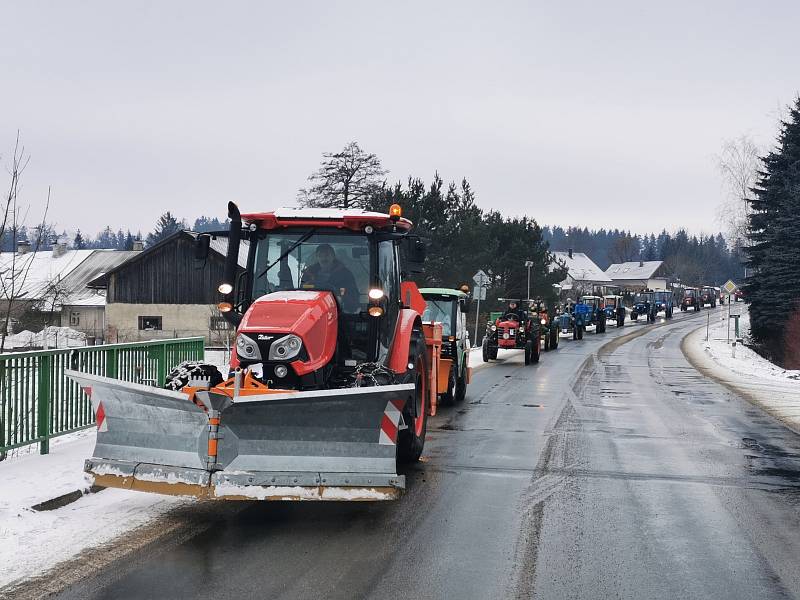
(420, 287, 472, 405)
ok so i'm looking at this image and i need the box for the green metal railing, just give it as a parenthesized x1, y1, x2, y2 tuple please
(0, 337, 204, 456)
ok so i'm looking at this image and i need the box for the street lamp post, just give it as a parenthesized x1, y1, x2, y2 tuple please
(525, 260, 534, 301)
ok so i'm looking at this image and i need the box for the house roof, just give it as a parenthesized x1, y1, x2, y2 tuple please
(0, 249, 139, 308)
(86, 230, 249, 289)
(605, 261, 664, 280)
(550, 251, 613, 284)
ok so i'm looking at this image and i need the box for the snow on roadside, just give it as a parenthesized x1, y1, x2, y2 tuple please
(686, 304, 800, 432)
(693, 305, 800, 382)
(0, 431, 188, 589)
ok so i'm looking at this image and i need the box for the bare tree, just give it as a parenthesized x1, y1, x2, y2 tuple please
(716, 135, 761, 250)
(298, 141, 387, 209)
(609, 235, 641, 264)
(0, 133, 51, 351)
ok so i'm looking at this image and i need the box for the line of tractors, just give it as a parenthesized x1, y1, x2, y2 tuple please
(477, 284, 724, 364)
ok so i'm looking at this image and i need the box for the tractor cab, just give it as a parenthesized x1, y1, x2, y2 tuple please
(653, 290, 674, 318)
(681, 287, 699, 311)
(420, 287, 472, 404)
(631, 291, 657, 322)
(603, 294, 626, 327)
(210, 203, 426, 390)
(700, 286, 717, 307)
(579, 295, 607, 333)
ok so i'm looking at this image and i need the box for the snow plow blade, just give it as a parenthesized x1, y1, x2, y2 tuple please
(66, 370, 414, 501)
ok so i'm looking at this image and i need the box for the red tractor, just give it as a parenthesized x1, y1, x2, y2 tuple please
(68, 203, 443, 502)
(482, 299, 542, 364)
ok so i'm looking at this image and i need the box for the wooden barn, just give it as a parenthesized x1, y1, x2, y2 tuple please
(89, 231, 246, 344)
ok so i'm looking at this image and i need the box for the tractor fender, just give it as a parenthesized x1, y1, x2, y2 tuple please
(387, 309, 423, 374)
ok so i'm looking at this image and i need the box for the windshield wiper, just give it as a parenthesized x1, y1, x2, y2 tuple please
(256, 228, 318, 280)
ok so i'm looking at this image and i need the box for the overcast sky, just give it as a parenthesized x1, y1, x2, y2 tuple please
(1, 1, 797, 238)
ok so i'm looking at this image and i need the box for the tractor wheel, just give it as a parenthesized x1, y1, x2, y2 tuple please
(532, 337, 541, 363)
(524, 340, 532, 364)
(572, 327, 577, 340)
(550, 328, 559, 350)
(577, 326, 584, 340)
(398, 329, 428, 463)
(490, 345, 498, 360)
(544, 334, 551, 351)
(632, 313, 638, 321)
(164, 361, 224, 391)
(617, 317, 624, 327)
(454, 362, 467, 403)
(482, 338, 491, 362)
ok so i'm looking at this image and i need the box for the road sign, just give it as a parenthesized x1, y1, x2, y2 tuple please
(474, 286, 487, 301)
(473, 269, 489, 287)
(723, 279, 738, 294)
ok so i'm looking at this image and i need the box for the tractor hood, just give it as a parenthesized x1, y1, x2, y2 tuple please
(239, 291, 338, 375)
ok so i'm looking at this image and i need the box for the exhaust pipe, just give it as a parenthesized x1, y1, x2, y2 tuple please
(222, 201, 243, 326)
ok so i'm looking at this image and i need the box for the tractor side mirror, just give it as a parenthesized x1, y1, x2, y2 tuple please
(194, 234, 211, 260)
(403, 236, 426, 274)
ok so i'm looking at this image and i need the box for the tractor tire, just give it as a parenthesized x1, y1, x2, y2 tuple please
(544, 334, 551, 351)
(454, 362, 467, 403)
(572, 327, 577, 340)
(482, 338, 491, 362)
(398, 329, 428, 463)
(164, 361, 224, 391)
(617, 317, 624, 327)
(577, 326, 584, 340)
(524, 340, 532, 365)
(550, 328, 559, 350)
(532, 337, 541, 363)
(632, 312, 638, 321)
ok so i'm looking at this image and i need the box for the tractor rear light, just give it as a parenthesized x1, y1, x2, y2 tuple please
(218, 302, 233, 313)
(369, 306, 385, 317)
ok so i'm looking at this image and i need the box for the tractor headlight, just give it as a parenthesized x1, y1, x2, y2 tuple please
(268, 334, 303, 361)
(491, 325, 497, 331)
(236, 334, 262, 360)
(540, 319, 547, 325)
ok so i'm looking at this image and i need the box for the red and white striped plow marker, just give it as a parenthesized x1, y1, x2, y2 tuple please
(82, 385, 108, 433)
(379, 399, 404, 445)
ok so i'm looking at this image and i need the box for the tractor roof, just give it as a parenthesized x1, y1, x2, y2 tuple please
(419, 287, 469, 299)
(241, 207, 413, 232)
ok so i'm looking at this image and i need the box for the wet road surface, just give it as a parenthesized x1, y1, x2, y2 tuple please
(50, 309, 800, 599)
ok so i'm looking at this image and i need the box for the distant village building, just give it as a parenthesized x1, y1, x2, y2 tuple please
(0, 242, 137, 340)
(550, 249, 613, 296)
(89, 231, 246, 344)
(604, 261, 668, 291)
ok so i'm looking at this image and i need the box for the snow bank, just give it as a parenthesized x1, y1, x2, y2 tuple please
(4, 326, 87, 350)
(685, 305, 800, 432)
(0, 431, 187, 589)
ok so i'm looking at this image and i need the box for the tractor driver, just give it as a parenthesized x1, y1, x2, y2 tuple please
(301, 244, 360, 313)
(506, 300, 526, 323)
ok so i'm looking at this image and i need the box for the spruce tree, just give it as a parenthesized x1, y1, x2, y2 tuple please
(746, 97, 800, 366)
(73, 230, 86, 249)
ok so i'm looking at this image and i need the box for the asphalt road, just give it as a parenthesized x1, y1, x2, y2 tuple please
(51, 307, 800, 600)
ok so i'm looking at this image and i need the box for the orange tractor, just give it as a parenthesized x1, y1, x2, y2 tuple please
(68, 203, 443, 501)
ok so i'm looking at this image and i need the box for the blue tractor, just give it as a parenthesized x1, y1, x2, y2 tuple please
(580, 295, 607, 333)
(631, 291, 657, 323)
(555, 300, 588, 340)
(653, 290, 674, 319)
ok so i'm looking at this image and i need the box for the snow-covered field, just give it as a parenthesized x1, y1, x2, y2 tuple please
(0, 431, 187, 589)
(685, 305, 800, 431)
